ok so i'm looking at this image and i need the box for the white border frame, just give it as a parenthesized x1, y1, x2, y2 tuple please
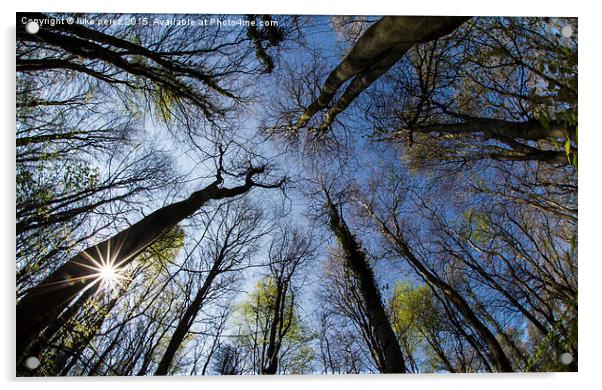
(2, 2, 597, 389)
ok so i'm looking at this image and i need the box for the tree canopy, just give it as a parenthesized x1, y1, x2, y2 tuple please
(16, 13, 577, 376)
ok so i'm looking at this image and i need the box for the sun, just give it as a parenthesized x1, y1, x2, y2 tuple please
(88, 254, 125, 293)
(99, 264, 117, 284)
(72, 240, 130, 295)
(94, 260, 124, 292)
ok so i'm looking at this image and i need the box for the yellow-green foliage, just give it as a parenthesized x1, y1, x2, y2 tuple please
(152, 87, 178, 123)
(233, 277, 314, 373)
(236, 277, 301, 341)
(139, 225, 185, 276)
(461, 208, 493, 245)
(390, 282, 438, 336)
(389, 282, 444, 372)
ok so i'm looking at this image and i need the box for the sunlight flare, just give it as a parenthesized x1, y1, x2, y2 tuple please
(77, 240, 129, 294)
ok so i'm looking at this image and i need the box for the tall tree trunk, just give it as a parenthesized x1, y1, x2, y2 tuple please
(261, 281, 287, 375)
(408, 117, 576, 142)
(366, 209, 514, 372)
(154, 269, 219, 375)
(295, 16, 470, 131)
(325, 196, 406, 373)
(16, 165, 280, 363)
(402, 245, 512, 372)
